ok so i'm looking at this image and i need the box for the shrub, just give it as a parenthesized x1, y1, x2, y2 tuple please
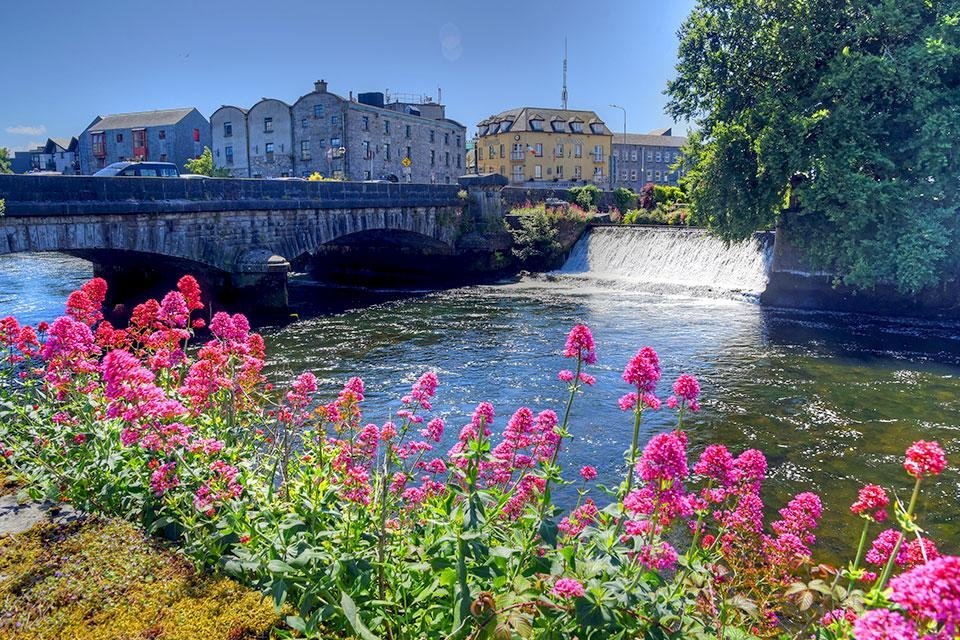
(613, 187, 638, 212)
(653, 184, 685, 206)
(308, 172, 340, 181)
(510, 206, 563, 268)
(0, 281, 956, 640)
(568, 184, 601, 210)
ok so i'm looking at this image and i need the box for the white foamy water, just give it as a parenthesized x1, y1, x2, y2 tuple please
(557, 226, 774, 298)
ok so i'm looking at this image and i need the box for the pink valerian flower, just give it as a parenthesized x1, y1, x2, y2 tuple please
(693, 444, 734, 486)
(176, 275, 204, 312)
(0, 316, 20, 348)
(622, 346, 661, 392)
(558, 499, 599, 537)
(578, 372, 596, 386)
(188, 438, 225, 455)
(821, 608, 858, 626)
(900, 537, 940, 569)
(159, 291, 190, 328)
(502, 474, 545, 520)
(380, 421, 398, 441)
(389, 472, 408, 494)
(637, 431, 688, 484)
(580, 465, 598, 481)
(150, 462, 179, 495)
(65, 278, 107, 326)
(40, 316, 100, 385)
(285, 372, 318, 411)
(771, 492, 822, 548)
(420, 417, 445, 442)
(72, 433, 87, 445)
(903, 440, 947, 478)
(731, 449, 767, 491)
(400, 476, 445, 507)
(472, 402, 495, 433)
(618, 392, 638, 411)
(421, 458, 448, 474)
(866, 529, 904, 566)
(852, 610, 918, 640)
(403, 371, 439, 410)
(16, 325, 39, 359)
(530, 409, 560, 462)
(889, 555, 960, 636)
(716, 491, 765, 555)
(102, 349, 186, 423)
(193, 460, 243, 516)
(551, 577, 585, 599)
(638, 542, 679, 571)
(673, 374, 700, 403)
(666, 395, 678, 409)
(563, 324, 596, 364)
(558, 369, 574, 383)
(851, 484, 890, 522)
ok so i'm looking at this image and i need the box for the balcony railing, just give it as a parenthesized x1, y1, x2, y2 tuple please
(510, 152, 525, 161)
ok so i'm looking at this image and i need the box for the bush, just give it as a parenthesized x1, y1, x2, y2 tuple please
(653, 184, 685, 206)
(568, 184, 601, 210)
(613, 187, 638, 212)
(308, 172, 340, 181)
(1, 281, 956, 640)
(510, 206, 563, 268)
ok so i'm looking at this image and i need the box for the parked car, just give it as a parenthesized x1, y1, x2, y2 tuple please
(93, 162, 180, 177)
(179, 173, 209, 179)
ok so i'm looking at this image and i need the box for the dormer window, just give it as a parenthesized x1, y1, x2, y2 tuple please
(501, 120, 513, 133)
(570, 121, 584, 134)
(590, 123, 604, 134)
(529, 118, 544, 132)
(489, 122, 501, 135)
(551, 120, 566, 132)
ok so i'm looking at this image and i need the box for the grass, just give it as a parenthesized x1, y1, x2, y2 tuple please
(0, 516, 283, 640)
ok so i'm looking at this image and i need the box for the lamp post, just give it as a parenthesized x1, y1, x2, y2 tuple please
(609, 104, 626, 188)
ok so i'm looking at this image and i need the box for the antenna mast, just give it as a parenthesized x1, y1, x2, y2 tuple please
(561, 38, 568, 109)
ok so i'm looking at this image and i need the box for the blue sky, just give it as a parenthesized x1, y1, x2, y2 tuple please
(1, 0, 696, 153)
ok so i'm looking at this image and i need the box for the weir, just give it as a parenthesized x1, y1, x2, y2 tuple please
(558, 225, 774, 299)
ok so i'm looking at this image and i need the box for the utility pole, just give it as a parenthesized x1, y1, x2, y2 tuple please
(561, 38, 568, 110)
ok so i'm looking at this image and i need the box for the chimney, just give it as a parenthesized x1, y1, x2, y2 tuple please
(314, 79, 328, 93)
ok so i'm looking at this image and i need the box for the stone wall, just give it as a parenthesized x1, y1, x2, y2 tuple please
(500, 185, 616, 209)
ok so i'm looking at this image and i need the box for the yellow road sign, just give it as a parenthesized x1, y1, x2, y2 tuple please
(401, 156, 412, 167)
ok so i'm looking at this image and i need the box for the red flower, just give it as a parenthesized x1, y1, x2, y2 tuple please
(903, 440, 947, 478)
(850, 484, 889, 522)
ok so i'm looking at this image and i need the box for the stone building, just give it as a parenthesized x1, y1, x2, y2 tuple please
(610, 128, 687, 190)
(475, 107, 612, 187)
(78, 107, 210, 174)
(211, 80, 466, 183)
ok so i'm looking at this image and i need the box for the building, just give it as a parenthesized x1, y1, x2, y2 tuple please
(610, 128, 687, 191)
(211, 80, 467, 183)
(78, 107, 211, 174)
(31, 137, 80, 174)
(475, 107, 612, 187)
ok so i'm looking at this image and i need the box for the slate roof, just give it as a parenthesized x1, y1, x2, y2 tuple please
(85, 107, 196, 132)
(46, 137, 78, 153)
(613, 132, 688, 148)
(478, 107, 611, 135)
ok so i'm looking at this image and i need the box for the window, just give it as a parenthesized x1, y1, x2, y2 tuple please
(193, 128, 200, 142)
(314, 104, 324, 117)
(500, 120, 512, 133)
(499, 144, 504, 158)
(646, 150, 653, 161)
(655, 170, 661, 181)
(429, 130, 435, 143)
(265, 142, 275, 162)
(364, 170, 371, 180)
(556, 165, 564, 178)
(91, 132, 106, 156)
(116, 133, 123, 143)
(529, 118, 544, 131)
(405, 124, 411, 138)
(445, 151, 450, 167)
(225, 145, 234, 164)
(331, 137, 341, 148)
(534, 165, 542, 179)
(384, 120, 390, 134)
(511, 143, 524, 160)
(489, 145, 495, 158)
(264, 117, 273, 132)
(456, 155, 461, 168)
(223, 122, 232, 137)
(301, 118, 308, 129)
(571, 122, 583, 133)
(331, 115, 340, 126)
(362, 140, 370, 158)
(455, 136, 461, 147)
(593, 145, 604, 161)
(512, 165, 524, 181)
(574, 143, 582, 158)
(362, 115, 369, 131)
(406, 146, 412, 160)
(621, 170, 628, 180)
(655, 151, 662, 162)
(534, 143, 543, 157)
(159, 130, 166, 140)
(430, 149, 436, 166)
(646, 169, 653, 180)
(590, 123, 604, 134)
(132, 129, 147, 159)
(478, 148, 483, 160)
(384, 143, 391, 160)
(159, 154, 167, 162)
(631, 170, 637, 181)
(301, 140, 311, 161)
(551, 120, 565, 132)
(593, 166, 603, 179)
(631, 150, 638, 161)
(574, 166, 582, 179)
(444, 132, 449, 145)
(555, 143, 564, 157)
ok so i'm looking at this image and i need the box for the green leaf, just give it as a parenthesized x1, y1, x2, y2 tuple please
(340, 590, 380, 640)
(268, 559, 294, 574)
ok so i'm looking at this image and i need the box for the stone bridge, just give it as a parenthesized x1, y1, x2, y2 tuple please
(0, 175, 508, 312)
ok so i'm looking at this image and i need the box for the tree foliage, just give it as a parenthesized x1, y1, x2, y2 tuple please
(184, 147, 231, 177)
(667, 0, 960, 293)
(0, 148, 12, 175)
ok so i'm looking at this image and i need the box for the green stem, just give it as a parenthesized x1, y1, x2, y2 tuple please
(876, 476, 923, 591)
(842, 519, 871, 593)
(614, 396, 644, 538)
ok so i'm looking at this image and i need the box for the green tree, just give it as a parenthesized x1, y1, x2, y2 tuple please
(0, 148, 12, 174)
(510, 208, 563, 269)
(184, 147, 231, 177)
(667, 0, 960, 293)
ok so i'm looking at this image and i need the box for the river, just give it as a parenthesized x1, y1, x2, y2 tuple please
(2, 233, 958, 561)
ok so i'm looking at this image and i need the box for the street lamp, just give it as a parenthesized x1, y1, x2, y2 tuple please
(609, 104, 626, 187)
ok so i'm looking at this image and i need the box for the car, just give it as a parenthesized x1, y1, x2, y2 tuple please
(545, 197, 568, 207)
(93, 161, 180, 177)
(179, 173, 209, 179)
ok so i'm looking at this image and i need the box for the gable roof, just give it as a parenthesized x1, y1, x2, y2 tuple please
(46, 137, 78, 153)
(478, 107, 611, 135)
(614, 132, 688, 148)
(84, 107, 197, 132)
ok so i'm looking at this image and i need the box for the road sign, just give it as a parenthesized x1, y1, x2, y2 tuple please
(401, 156, 412, 168)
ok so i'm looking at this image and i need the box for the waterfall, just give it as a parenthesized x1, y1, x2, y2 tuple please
(556, 226, 774, 298)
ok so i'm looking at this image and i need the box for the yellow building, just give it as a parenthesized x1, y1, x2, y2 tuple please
(475, 107, 613, 186)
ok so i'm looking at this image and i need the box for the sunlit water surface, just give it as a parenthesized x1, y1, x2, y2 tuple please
(2, 252, 958, 560)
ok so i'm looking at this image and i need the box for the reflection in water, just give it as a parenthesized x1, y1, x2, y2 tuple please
(1, 252, 958, 560)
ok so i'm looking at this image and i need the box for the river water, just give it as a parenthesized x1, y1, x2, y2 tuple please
(2, 234, 958, 560)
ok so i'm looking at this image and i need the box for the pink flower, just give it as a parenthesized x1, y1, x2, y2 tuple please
(852, 610, 918, 640)
(666, 395, 678, 409)
(731, 449, 767, 489)
(558, 499, 599, 537)
(159, 291, 190, 328)
(618, 392, 638, 411)
(889, 555, 960, 634)
(150, 462, 179, 495)
(551, 577, 585, 599)
(563, 324, 596, 364)
(851, 484, 889, 522)
(821, 608, 858, 626)
(558, 369, 574, 383)
(637, 432, 688, 483)
(578, 372, 596, 386)
(176, 275, 204, 311)
(638, 542, 678, 571)
(580, 465, 598, 481)
(866, 529, 903, 566)
(693, 444, 734, 485)
(771, 492, 822, 548)
(900, 537, 940, 569)
(420, 417, 445, 442)
(903, 440, 947, 478)
(673, 374, 700, 402)
(380, 421, 398, 441)
(622, 346, 661, 392)
(72, 433, 87, 445)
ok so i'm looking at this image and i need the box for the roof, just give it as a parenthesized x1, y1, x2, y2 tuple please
(478, 107, 611, 135)
(85, 107, 197, 132)
(613, 132, 688, 148)
(46, 137, 78, 153)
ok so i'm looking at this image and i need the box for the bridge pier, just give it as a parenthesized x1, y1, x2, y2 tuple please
(231, 250, 291, 314)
